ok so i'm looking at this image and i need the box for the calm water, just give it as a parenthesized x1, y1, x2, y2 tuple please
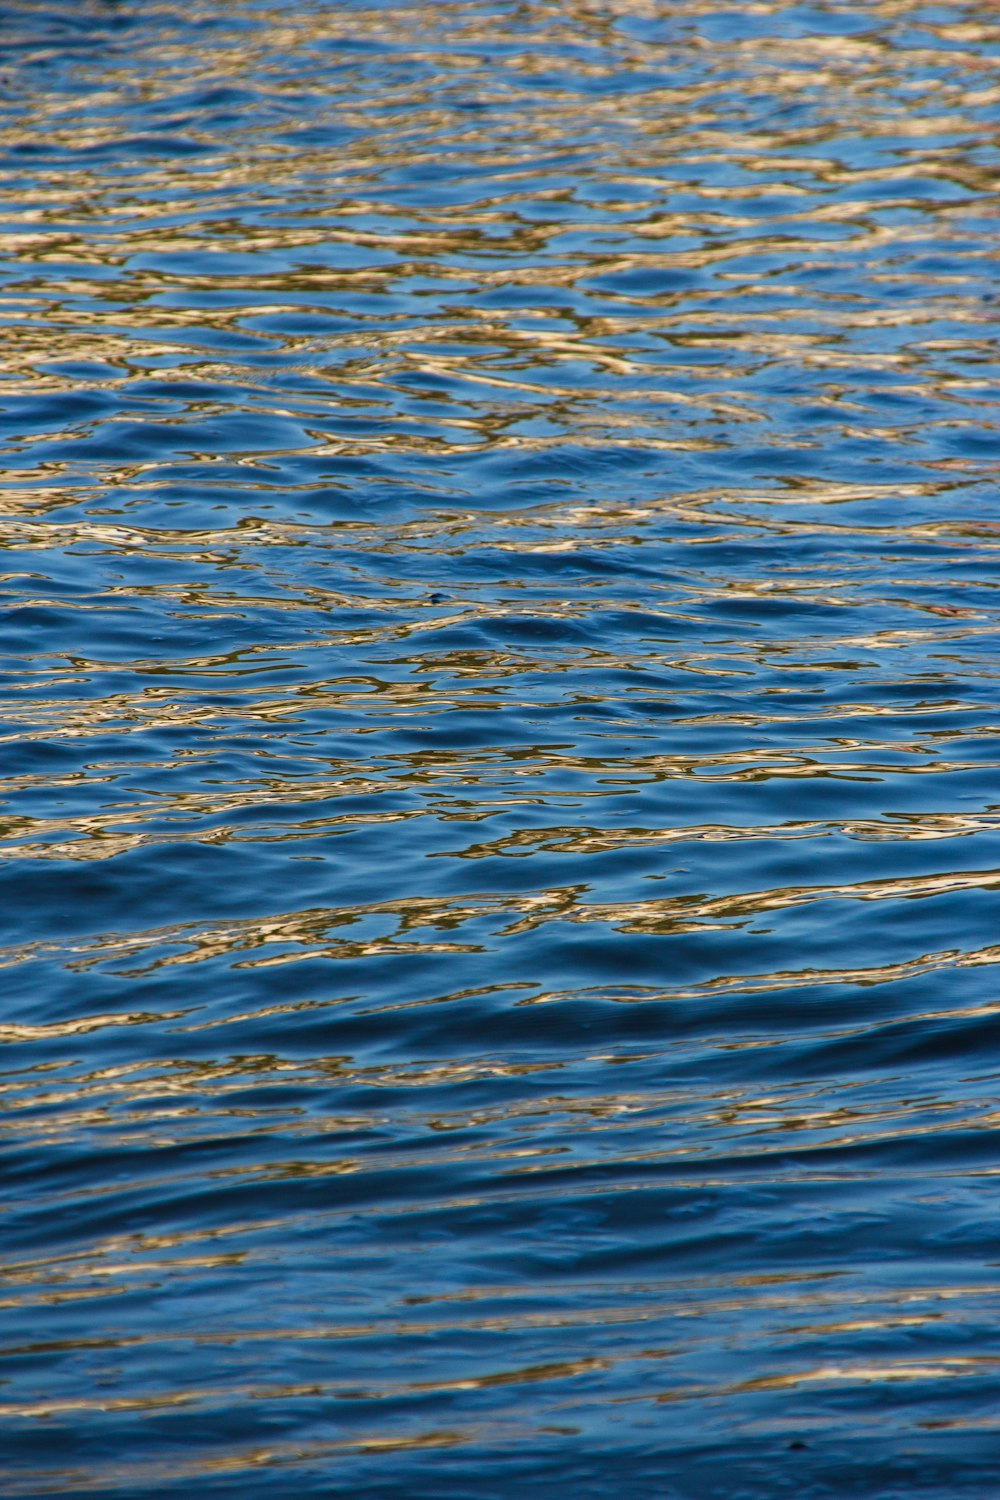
(2, 1, 1000, 1494)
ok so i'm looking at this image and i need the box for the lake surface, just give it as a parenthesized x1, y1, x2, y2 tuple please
(2, 1, 1000, 1494)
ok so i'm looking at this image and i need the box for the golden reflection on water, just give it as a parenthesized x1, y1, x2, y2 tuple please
(2, 0, 1000, 1492)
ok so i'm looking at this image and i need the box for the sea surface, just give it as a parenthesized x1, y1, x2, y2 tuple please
(1, 1, 1000, 1495)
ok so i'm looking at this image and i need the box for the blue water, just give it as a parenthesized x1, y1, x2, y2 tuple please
(2, 1, 1000, 1495)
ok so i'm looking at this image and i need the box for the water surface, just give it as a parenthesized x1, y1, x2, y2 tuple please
(2, 1, 1000, 1495)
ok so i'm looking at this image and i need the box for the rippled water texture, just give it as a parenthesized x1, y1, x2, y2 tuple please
(2, 0, 1000, 1494)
